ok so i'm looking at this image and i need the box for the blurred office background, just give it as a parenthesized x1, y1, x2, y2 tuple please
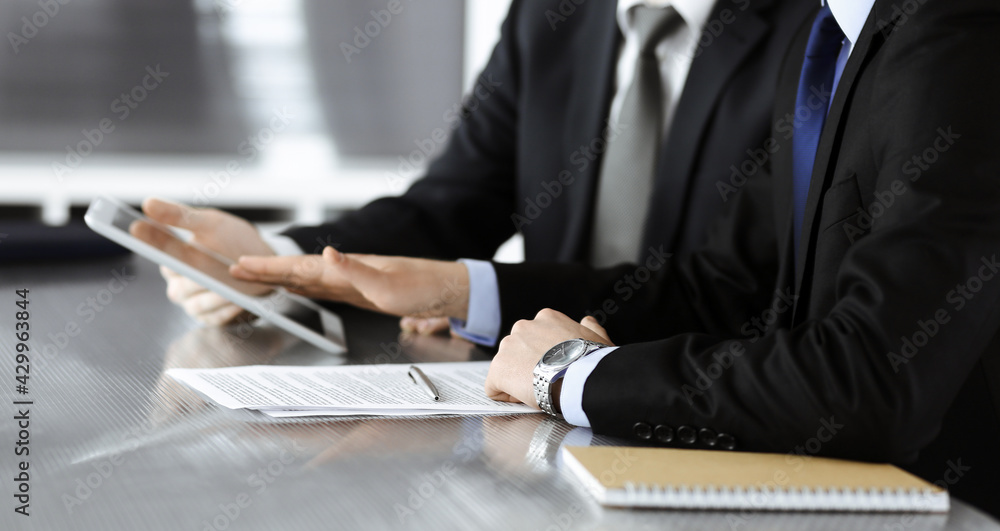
(0, 0, 521, 260)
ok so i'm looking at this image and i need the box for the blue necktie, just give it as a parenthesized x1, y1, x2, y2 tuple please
(792, 6, 845, 256)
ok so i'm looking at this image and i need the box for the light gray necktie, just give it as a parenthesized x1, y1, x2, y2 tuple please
(590, 5, 679, 267)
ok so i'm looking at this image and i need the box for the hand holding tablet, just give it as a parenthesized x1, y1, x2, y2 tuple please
(85, 196, 347, 353)
(142, 198, 274, 325)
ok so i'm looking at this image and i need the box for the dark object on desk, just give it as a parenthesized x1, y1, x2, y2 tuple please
(0, 220, 128, 261)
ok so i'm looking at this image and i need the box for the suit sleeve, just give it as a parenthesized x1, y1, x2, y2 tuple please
(282, 2, 524, 260)
(498, 1, 1000, 463)
(493, 153, 783, 345)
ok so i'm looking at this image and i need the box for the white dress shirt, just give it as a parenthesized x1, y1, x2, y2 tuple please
(824, 0, 875, 54)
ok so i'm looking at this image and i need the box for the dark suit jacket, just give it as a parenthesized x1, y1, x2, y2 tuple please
(492, 0, 1000, 516)
(284, 0, 814, 262)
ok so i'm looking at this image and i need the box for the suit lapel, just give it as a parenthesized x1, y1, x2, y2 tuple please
(558, 2, 620, 262)
(792, 5, 888, 317)
(644, 1, 772, 252)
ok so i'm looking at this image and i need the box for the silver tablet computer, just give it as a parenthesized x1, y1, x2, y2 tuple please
(84, 196, 347, 353)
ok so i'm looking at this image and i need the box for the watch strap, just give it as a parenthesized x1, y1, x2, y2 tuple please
(534, 339, 608, 419)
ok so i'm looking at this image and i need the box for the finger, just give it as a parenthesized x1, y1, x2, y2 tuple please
(159, 265, 182, 280)
(129, 219, 175, 249)
(580, 315, 613, 344)
(401, 317, 450, 335)
(232, 255, 324, 287)
(534, 308, 571, 322)
(484, 370, 517, 403)
(166, 276, 211, 303)
(323, 246, 345, 264)
(197, 304, 245, 326)
(485, 389, 519, 403)
(419, 317, 451, 335)
(182, 290, 237, 317)
(322, 246, 386, 294)
(142, 197, 215, 232)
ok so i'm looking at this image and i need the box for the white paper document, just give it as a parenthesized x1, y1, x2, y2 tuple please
(167, 361, 542, 418)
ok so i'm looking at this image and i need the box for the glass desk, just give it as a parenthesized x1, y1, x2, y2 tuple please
(1, 256, 998, 531)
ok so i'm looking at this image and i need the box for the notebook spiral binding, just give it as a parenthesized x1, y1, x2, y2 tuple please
(616, 483, 949, 511)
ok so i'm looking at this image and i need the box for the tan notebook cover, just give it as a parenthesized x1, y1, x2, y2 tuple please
(562, 446, 948, 512)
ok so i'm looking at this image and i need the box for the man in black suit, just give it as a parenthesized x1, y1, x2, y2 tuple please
(230, 0, 1000, 516)
(146, 0, 813, 328)
(481, 0, 1000, 515)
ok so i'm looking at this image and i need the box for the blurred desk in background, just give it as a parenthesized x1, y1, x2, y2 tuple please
(1, 256, 998, 530)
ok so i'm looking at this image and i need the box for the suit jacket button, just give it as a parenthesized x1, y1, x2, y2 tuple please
(677, 426, 697, 444)
(654, 425, 674, 443)
(698, 428, 718, 446)
(717, 433, 737, 450)
(633, 422, 653, 440)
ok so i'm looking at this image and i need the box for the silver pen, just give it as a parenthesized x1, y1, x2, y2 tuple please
(408, 365, 440, 401)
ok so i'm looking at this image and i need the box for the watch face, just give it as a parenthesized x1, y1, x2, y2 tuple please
(543, 339, 586, 367)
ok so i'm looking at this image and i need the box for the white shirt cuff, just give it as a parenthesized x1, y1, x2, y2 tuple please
(560, 346, 619, 428)
(449, 259, 502, 346)
(262, 233, 303, 256)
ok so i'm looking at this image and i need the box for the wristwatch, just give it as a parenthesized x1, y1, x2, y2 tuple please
(533, 338, 609, 419)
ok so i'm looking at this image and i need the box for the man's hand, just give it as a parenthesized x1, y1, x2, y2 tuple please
(485, 309, 613, 408)
(231, 247, 472, 320)
(142, 198, 276, 326)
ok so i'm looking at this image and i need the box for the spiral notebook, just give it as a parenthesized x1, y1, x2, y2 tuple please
(561, 446, 948, 512)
